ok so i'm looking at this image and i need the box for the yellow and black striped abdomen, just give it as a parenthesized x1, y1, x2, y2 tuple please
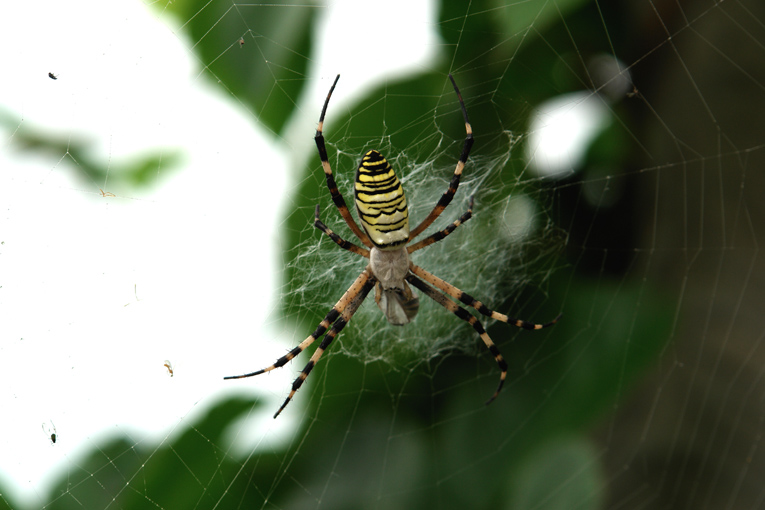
(355, 150, 409, 249)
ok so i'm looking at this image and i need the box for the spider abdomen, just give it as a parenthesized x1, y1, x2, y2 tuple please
(355, 150, 409, 249)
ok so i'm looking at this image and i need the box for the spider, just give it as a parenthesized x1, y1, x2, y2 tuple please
(225, 74, 559, 418)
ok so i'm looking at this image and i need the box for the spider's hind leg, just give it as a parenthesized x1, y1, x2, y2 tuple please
(314, 204, 369, 258)
(408, 74, 474, 241)
(314, 75, 373, 247)
(407, 195, 474, 254)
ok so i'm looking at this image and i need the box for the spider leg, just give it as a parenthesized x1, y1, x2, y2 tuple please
(314, 204, 370, 258)
(407, 196, 473, 254)
(224, 269, 374, 381)
(405, 273, 507, 405)
(315, 75, 373, 248)
(274, 273, 376, 418)
(409, 74, 474, 241)
(409, 263, 561, 329)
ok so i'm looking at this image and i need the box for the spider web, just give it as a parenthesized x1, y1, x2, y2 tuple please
(1, 0, 764, 509)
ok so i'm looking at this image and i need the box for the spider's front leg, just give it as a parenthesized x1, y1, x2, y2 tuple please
(405, 273, 508, 404)
(274, 272, 376, 418)
(410, 264, 561, 329)
(405, 266, 559, 405)
(224, 269, 376, 418)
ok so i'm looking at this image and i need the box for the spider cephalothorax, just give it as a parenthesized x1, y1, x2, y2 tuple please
(225, 74, 559, 418)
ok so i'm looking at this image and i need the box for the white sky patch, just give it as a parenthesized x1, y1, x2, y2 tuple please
(317, 0, 438, 89)
(283, 0, 439, 176)
(525, 91, 611, 178)
(0, 0, 289, 503)
(0, 0, 438, 504)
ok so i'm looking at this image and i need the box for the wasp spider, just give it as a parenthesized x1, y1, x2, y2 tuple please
(226, 74, 559, 418)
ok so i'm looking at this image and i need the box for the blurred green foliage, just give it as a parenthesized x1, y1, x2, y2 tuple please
(0, 109, 182, 193)
(164, 0, 317, 136)
(4, 0, 675, 509)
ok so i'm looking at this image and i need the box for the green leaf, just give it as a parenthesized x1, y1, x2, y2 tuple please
(508, 437, 604, 510)
(162, 0, 318, 136)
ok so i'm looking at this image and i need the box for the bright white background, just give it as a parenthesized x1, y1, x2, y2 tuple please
(0, 0, 439, 504)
